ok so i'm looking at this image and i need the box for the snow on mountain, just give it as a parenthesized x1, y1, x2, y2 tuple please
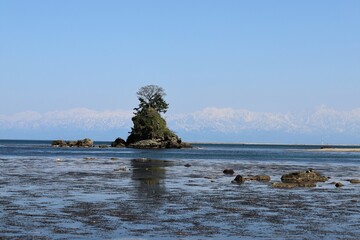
(1, 106, 360, 136)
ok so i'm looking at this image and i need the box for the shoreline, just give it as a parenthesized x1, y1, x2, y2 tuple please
(307, 148, 360, 152)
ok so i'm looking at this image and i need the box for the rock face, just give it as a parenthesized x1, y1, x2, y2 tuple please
(126, 107, 191, 149)
(111, 137, 126, 148)
(51, 138, 94, 148)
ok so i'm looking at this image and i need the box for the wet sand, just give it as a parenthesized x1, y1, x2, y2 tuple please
(1, 157, 360, 239)
(311, 148, 360, 152)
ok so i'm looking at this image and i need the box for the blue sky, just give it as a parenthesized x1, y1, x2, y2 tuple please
(1, 1, 360, 143)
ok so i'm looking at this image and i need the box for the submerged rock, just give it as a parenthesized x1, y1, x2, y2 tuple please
(245, 175, 271, 182)
(272, 182, 317, 188)
(281, 169, 328, 183)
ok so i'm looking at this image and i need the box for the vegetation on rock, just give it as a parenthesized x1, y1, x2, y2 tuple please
(126, 85, 191, 148)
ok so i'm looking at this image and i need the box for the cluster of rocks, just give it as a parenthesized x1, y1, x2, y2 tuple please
(223, 168, 360, 189)
(51, 138, 94, 148)
(52, 137, 192, 149)
(222, 168, 271, 184)
(111, 137, 192, 149)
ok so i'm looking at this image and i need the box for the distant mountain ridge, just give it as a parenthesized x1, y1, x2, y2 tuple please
(1, 106, 360, 144)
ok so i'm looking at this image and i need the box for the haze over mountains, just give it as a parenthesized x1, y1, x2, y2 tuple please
(1, 106, 359, 144)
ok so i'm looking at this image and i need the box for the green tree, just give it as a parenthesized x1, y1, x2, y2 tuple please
(135, 85, 169, 114)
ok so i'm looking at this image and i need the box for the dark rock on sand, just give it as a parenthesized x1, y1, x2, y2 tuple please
(111, 137, 126, 148)
(223, 169, 235, 175)
(281, 169, 328, 183)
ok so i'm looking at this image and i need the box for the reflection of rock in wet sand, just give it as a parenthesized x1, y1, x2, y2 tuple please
(131, 158, 172, 202)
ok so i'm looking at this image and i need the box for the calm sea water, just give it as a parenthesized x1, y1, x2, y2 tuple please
(1, 140, 360, 239)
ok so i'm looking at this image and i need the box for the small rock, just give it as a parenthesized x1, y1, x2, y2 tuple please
(223, 169, 235, 175)
(231, 175, 244, 184)
(184, 164, 192, 167)
(349, 179, 360, 184)
(84, 157, 96, 160)
(98, 145, 109, 148)
(335, 182, 344, 188)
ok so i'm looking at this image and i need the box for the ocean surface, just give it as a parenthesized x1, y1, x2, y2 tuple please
(1, 140, 359, 239)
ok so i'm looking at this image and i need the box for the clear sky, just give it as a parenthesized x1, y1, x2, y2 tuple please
(1, 1, 360, 143)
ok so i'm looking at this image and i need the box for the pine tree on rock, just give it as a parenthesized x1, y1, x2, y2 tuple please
(126, 85, 191, 149)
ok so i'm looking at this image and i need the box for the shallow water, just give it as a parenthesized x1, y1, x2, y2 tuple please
(0, 140, 360, 239)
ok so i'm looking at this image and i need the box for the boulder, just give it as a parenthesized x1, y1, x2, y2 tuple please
(223, 169, 235, 175)
(111, 137, 126, 148)
(75, 138, 93, 147)
(231, 175, 244, 184)
(281, 169, 328, 183)
(51, 140, 67, 147)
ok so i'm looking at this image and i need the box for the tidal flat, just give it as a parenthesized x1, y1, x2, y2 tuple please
(1, 153, 360, 239)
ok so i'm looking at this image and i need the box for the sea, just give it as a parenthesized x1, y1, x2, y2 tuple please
(0, 139, 359, 239)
